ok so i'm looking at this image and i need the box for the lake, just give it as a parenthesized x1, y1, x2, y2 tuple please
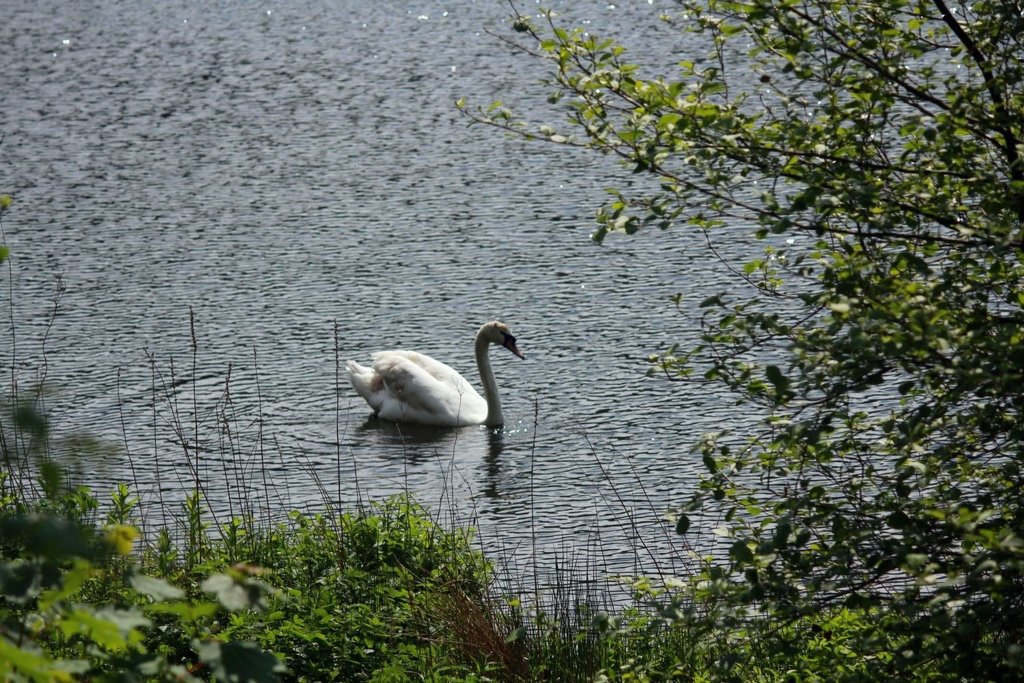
(2, 0, 760, 587)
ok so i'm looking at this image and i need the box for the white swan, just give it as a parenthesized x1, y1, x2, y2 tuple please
(346, 321, 524, 427)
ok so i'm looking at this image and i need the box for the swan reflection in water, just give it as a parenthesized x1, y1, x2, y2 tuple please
(353, 415, 507, 498)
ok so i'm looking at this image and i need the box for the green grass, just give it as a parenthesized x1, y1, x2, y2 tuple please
(0, 437, 945, 682)
(1, 477, 502, 681)
(0, 465, 700, 682)
(0, 338, 940, 683)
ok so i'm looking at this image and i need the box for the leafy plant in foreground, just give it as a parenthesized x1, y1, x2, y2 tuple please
(215, 498, 508, 681)
(0, 418, 284, 683)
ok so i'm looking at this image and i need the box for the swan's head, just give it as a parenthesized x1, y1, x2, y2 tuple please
(480, 320, 525, 359)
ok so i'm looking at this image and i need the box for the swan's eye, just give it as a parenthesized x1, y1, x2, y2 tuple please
(502, 332, 517, 347)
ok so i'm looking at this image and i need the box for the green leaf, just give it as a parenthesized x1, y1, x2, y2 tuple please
(773, 518, 792, 548)
(0, 559, 44, 604)
(506, 626, 527, 643)
(764, 364, 783, 387)
(702, 451, 719, 474)
(130, 572, 185, 601)
(729, 540, 754, 565)
(764, 365, 791, 401)
(202, 571, 274, 612)
(60, 606, 149, 652)
(194, 639, 285, 683)
(38, 559, 93, 610)
(0, 636, 85, 682)
(658, 112, 682, 130)
(0, 513, 95, 561)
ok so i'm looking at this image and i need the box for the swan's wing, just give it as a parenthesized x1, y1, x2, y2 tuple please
(378, 351, 477, 389)
(378, 352, 462, 385)
(370, 351, 485, 424)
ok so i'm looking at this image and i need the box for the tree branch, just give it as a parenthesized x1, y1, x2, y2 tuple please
(932, 0, 1024, 217)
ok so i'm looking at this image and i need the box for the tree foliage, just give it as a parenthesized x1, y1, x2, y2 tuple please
(464, 0, 1024, 678)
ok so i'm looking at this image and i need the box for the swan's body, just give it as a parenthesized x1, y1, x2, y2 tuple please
(346, 321, 524, 427)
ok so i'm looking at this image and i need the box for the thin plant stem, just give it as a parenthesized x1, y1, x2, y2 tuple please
(116, 367, 148, 540)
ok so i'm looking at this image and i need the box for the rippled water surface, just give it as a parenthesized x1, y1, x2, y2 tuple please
(3, 1, 758, 580)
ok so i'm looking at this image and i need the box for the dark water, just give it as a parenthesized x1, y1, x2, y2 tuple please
(2, 1, 758, 582)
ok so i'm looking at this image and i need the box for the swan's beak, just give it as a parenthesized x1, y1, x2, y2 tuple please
(504, 339, 525, 359)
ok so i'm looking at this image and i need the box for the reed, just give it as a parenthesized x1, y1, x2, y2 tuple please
(0, 312, 727, 681)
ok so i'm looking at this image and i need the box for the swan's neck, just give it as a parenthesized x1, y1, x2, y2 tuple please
(475, 334, 504, 427)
